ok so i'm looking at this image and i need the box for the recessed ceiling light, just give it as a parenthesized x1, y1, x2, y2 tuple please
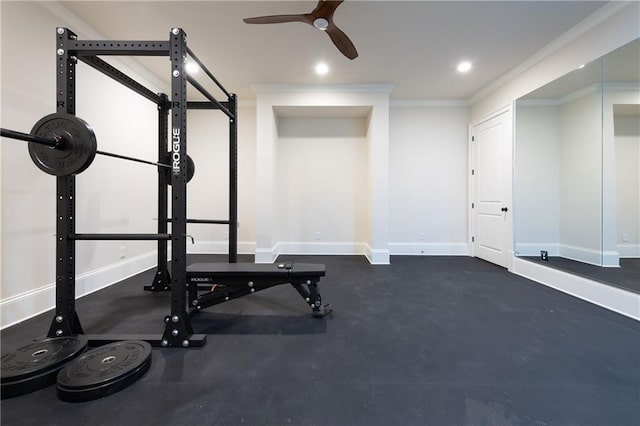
(186, 61, 200, 74)
(315, 62, 329, 75)
(457, 61, 472, 73)
(577, 64, 586, 69)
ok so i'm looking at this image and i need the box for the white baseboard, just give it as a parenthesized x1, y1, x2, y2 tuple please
(259, 241, 468, 264)
(253, 241, 392, 264)
(255, 246, 278, 264)
(601, 250, 621, 268)
(515, 243, 623, 267)
(278, 241, 390, 265)
(512, 256, 640, 321)
(514, 243, 560, 257)
(559, 244, 610, 266)
(618, 243, 640, 258)
(277, 241, 366, 255)
(389, 242, 470, 256)
(253, 241, 470, 265)
(256, 241, 373, 263)
(0, 252, 157, 330)
(363, 243, 390, 265)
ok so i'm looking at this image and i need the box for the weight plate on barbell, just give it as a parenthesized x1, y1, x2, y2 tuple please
(1, 336, 88, 399)
(29, 113, 97, 176)
(56, 340, 152, 403)
(164, 152, 195, 185)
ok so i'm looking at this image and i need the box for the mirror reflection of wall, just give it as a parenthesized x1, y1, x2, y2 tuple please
(614, 104, 640, 262)
(515, 38, 639, 294)
(515, 58, 603, 265)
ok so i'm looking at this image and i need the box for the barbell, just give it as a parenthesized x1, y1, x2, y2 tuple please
(0, 113, 195, 182)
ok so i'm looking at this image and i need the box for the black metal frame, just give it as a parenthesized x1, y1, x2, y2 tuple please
(48, 28, 238, 348)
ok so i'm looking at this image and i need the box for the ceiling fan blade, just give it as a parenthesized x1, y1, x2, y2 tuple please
(243, 14, 309, 25)
(243, 1, 358, 60)
(311, 0, 343, 18)
(325, 24, 358, 60)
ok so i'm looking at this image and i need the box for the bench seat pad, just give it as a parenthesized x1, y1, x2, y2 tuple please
(186, 263, 325, 279)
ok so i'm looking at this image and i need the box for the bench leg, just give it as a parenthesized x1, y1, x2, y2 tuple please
(291, 280, 333, 318)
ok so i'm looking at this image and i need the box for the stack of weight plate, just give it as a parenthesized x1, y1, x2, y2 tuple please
(1, 336, 88, 399)
(1, 338, 152, 402)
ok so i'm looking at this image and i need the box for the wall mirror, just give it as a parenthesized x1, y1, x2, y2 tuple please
(515, 38, 639, 294)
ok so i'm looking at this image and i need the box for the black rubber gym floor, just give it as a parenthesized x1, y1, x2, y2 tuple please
(1, 255, 639, 425)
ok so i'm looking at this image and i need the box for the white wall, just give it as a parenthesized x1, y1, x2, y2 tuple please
(603, 87, 640, 262)
(275, 117, 367, 253)
(181, 106, 257, 255)
(1, 2, 164, 327)
(252, 85, 391, 264)
(388, 105, 469, 255)
(616, 132, 640, 256)
(614, 112, 640, 257)
(603, 90, 633, 268)
(514, 104, 561, 255)
(182, 110, 230, 247)
(514, 92, 605, 264)
(187, 102, 472, 260)
(559, 91, 602, 264)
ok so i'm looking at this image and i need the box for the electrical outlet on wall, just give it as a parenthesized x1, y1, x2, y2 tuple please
(621, 233, 629, 242)
(120, 246, 127, 259)
(315, 232, 322, 241)
(419, 233, 426, 241)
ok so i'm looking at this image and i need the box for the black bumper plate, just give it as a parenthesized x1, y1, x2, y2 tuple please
(57, 340, 152, 403)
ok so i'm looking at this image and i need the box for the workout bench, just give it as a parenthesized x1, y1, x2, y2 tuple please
(187, 263, 332, 318)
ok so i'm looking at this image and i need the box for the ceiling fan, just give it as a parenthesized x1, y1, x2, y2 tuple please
(243, 0, 358, 60)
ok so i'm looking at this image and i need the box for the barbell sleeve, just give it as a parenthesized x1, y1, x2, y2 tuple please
(1, 127, 61, 148)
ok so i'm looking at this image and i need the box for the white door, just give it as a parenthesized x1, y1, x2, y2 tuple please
(471, 108, 512, 268)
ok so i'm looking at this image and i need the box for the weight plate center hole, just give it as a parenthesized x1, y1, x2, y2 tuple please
(55, 132, 73, 157)
(52, 135, 66, 150)
(32, 349, 49, 357)
(101, 355, 117, 364)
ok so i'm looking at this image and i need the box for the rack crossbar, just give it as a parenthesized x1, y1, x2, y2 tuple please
(80, 56, 161, 104)
(186, 46, 231, 98)
(70, 40, 170, 56)
(167, 219, 231, 225)
(186, 76, 233, 119)
(187, 101, 232, 110)
(72, 233, 171, 241)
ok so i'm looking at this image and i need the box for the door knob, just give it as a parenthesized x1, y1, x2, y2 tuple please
(501, 207, 508, 212)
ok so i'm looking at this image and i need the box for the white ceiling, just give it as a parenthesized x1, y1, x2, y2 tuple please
(57, 1, 609, 101)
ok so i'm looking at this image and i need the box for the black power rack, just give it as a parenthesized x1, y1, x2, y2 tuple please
(51, 27, 238, 348)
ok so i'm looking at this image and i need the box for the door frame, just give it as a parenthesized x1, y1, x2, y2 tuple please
(468, 103, 515, 270)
